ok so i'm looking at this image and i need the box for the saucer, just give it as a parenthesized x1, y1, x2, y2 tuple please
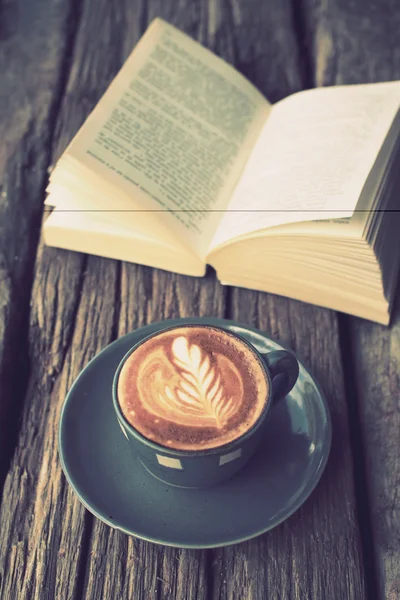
(59, 318, 331, 549)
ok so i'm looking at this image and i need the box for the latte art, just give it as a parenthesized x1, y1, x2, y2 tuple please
(138, 336, 242, 429)
(117, 326, 269, 451)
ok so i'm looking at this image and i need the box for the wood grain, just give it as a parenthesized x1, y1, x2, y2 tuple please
(0, 0, 76, 490)
(1, 0, 399, 598)
(207, 0, 367, 597)
(0, 3, 226, 599)
(82, 268, 224, 600)
(212, 291, 366, 599)
(349, 299, 400, 600)
(0, 245, 118, 599)
(304, 0, 400, 88)
(61, 2, 226, 598)
(304, 1, 400, 597)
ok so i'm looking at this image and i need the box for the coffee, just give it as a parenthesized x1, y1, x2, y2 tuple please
(117, 326, 269, 451)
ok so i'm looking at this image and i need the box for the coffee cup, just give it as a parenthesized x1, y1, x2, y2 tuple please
(112, 323, 299, 488)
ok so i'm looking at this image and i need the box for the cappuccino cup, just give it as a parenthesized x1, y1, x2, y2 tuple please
(112, 323, 299, 488)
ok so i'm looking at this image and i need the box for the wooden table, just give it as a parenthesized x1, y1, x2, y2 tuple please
(1, 1, 399, 599)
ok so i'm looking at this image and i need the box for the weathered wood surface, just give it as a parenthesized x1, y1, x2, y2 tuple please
(305, 1, 400, 598)
(0, 0, 74, 491)
(0, 3, 225, 598)
(214, 293, 366, 599)
(0, 0, 399, 599)
(206, 0, 366, 598)
(350, 298, 400, 600)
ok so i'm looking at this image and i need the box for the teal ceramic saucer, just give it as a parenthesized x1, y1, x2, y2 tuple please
(59, 318, 331, 549)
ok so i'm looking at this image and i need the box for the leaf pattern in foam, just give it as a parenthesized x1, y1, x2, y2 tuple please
(157, 336, 237, 428)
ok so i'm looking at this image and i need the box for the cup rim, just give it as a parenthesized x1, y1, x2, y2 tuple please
(112, 323, 273, 457)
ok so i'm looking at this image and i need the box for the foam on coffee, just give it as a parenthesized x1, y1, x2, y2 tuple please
(117, 326, 269, 451)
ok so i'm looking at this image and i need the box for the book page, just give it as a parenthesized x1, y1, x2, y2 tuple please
(209, 81, 400, 250)
(62, 18, 270, 259)
(43, 211, 206, 277)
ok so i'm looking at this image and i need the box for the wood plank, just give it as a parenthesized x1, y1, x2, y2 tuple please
(303, 1, 400, 597)
(0, 0, 76, 490)
(0, 246, 117, 599)
(0, 243, 221, 599)
(344, 316, 400, 595)
(303, 0, 400, 88)
(3, 2, 394, 600)
(207, 1, 368, 596)
(212, 291, 366, 599)
(349, 299, 400, 600)
(83, 267, 224, 600)
(0, 3, 226, 598)
(65, 2, 226, 597)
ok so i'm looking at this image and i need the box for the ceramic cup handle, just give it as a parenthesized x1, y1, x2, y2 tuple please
(262, 350, 299, 405)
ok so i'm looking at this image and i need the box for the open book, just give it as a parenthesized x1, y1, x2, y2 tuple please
(44, 19, 400, 325)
